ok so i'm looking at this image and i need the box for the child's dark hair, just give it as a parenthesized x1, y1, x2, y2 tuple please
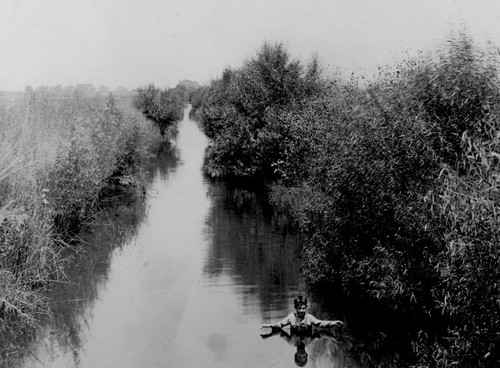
(294, 295, 308, 308)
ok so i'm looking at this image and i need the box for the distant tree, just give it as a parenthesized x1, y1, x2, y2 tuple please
(98, 85, 111, 96)
(63, 85, 76, 96)
(23, 85, 35, 104)
(74, 84, 96, 98)
(51, 84, 64, 96)
(177, 80, 199, 91)
(35, 85, 50, 93)
(190, 85, 209, 109)
(132, 84, 184, 136)
(113, 86, 130, 96)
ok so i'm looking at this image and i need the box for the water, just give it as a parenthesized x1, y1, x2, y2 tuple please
(7, 106, 413, 368)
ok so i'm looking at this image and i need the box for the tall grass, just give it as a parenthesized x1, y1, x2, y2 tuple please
(0, 86, 161, 343)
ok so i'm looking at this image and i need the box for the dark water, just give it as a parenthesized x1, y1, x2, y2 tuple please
(7, 106, 413, 368)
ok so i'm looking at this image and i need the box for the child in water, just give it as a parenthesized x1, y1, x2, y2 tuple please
(260, 295, 343, 333)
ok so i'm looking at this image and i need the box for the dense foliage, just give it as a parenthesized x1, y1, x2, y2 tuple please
(0, 86, 160, 348)
(198, 37, 500, 367)
(189, 84, 210, 110)
(132, 83, 185, 135)
(198, 42, 323, 179)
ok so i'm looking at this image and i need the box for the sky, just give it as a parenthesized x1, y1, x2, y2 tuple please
(0, 0, 499, 91)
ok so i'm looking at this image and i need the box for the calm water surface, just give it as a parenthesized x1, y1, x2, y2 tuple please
(13, 107, 411, 368)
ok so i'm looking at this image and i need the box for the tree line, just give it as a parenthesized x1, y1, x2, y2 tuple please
(193, 36, 500, 367)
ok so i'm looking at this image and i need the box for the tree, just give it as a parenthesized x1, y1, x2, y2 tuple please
(132, 84, 184, 135)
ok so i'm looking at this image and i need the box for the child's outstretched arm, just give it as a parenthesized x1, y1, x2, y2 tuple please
(260, 314, 292, 329)
(310, 315, 343, 328)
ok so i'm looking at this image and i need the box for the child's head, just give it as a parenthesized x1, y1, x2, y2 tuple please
(294, 295, 308, 309)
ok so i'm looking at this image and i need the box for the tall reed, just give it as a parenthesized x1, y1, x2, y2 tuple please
(0, 86, 160, 344)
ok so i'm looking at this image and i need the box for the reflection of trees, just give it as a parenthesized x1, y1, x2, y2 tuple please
(262, 328, 351, 367)
(149, 140, 180, 181)
(306, 291, 416, 367)
(202, 178, 416, 366)
(203, 180, 302, 314)
(262, 322, 413, 368)
(188, 107, 201, 122)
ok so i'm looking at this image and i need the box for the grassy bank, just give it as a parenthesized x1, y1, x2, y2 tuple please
(197, 36, 500, 367)
(0, 86, 165, 342)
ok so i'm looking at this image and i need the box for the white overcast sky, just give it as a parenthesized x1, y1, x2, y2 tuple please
(1, 0, 499, 91)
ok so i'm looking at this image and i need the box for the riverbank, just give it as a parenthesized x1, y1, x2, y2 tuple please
(0, 87, 168, 354)
(5, 106, 448, 368)
(5, 107, 316, 368)
(195, 37, 500, 367)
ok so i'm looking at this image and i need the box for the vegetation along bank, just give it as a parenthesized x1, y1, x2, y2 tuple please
(0, 83, 185, 354)
(194, 35, 500, 367)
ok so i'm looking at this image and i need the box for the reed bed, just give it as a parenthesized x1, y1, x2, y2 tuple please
(0, 87, 160, 343)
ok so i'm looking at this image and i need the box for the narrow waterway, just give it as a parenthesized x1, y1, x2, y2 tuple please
(11, 106, 413, 368)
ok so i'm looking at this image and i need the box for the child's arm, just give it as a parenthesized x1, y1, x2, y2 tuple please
(260, 314, 292, 329)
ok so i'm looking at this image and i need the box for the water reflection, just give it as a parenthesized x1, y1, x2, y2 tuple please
(261, 329, 343, 367)
(259, 319, 410, 368)
(2, 107, 420, 368)
(308, 291, 415, 367)
(0, 139, 180, 368)
(41, 196, 150, 365)
(200, 168, 414, 366)
(152, 140, 180, 182)
(203, 181, 302, 316)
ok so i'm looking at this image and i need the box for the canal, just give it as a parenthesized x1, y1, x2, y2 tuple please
(10, 106, 412, 368)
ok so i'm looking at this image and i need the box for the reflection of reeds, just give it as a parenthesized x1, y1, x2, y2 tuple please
(0, 87, 161, 366)
(36, 195, 148, 366)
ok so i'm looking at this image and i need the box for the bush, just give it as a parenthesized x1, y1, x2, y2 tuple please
(409, 34, 500, 166)
(199, 42, 324, 179)
(133, 84, 185, 136)
(202, 34, 500, 366)
(272, 71, 442, 310)
(274, 35, 500, 367)
(189, 85, 210, 110)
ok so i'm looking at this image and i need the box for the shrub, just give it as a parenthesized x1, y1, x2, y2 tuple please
(409, 34, 500, 167)
(199, 42, 324, 179)
(201, 34, 500, 366)
(189, 85, 210, 110)
(133, 84, 184, 136)
(271, 34, 500, 366)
